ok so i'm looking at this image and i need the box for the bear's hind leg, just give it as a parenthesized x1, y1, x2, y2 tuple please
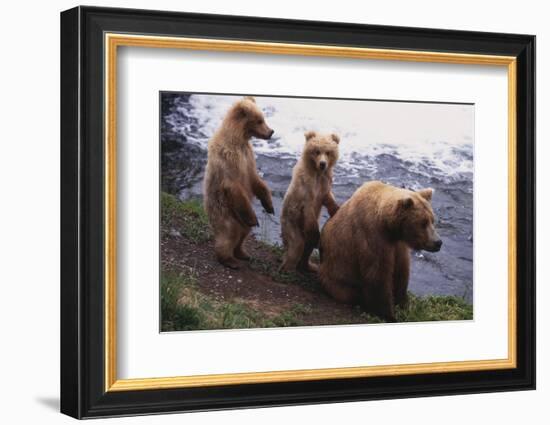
(214, 220, 241, 269)
(297, 240, 318, 273)
(297, 213, 320, 273)
(280, 230, 305, 272)
(234, 227, 252, 261)
(321, 276, 360, 304)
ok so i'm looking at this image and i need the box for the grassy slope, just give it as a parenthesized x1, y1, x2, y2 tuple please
(161, 272, 309, 331)
(160, 192, 473, 331)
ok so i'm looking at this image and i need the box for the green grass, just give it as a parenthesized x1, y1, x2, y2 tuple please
(160, 271, 309, 331)
(161, 192, 210, 243)
(341, 293, 473, 324)
(160, 272, 204, 331)
(396, 293, 473, 322)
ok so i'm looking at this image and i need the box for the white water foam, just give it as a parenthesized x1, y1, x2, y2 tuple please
(169, 94, 474, 180)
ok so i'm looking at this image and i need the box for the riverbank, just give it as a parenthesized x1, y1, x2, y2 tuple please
(160, 192, 473, 331)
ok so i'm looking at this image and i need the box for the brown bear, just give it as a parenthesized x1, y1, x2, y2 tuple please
(203, 96, 275, 269)
(319, 181, 442, 322)
(280, 131, 340, 273)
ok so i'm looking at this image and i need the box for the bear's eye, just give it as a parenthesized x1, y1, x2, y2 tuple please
(423, 219, 429, 227)
(314, 149, 320, 155)
(257, 119, 263, 125)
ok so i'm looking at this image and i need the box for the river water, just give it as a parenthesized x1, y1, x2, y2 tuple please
(161, 93, 474, 302)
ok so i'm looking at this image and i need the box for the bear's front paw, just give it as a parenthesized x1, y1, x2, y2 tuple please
(244, 214, 259, 227)
(262, 200, 275, 215)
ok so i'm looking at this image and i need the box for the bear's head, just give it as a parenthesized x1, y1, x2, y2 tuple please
(303, 131, 340, 173)
(228, 96, 274, 140)
(392, 188, 442, 252)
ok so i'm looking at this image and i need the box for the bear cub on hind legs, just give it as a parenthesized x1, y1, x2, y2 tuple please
(280, 131, 340, 273)
(203, 96, 275, 269)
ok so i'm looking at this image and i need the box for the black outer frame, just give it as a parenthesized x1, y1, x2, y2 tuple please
(60, 5, 535, 419)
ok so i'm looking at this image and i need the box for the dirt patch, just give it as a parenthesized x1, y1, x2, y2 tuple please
(162, 227, 375, 327)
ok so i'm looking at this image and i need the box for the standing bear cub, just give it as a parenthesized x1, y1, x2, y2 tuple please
(280, 131, 340, 273)
(204, 96, 275, 269)
(319, 181, 442, 322)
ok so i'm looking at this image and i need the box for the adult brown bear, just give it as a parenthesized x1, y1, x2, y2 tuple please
(319, 181, 442, 321)
(203, 96, 274, 269)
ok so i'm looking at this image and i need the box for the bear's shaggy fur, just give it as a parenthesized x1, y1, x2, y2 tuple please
(280, 131, 340, 272)
(203, 96, 275, 269)
(319, 181, 442, 321)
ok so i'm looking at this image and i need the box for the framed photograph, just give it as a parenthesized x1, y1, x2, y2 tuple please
(60, 6, 535, 419)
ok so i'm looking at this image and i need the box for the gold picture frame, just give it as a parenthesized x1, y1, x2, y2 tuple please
(104, 33, 517, 392)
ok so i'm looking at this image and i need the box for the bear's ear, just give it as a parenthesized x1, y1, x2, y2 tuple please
(397, 196, 414, 210)
(232, 101, 252, 120)
(305, 131, 317, 141)
(243, 96, 256, 104)
(418, 188, 434, 202)
(330, 134, 340, 144)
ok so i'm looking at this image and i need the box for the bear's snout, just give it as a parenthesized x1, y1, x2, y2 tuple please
(319, 161, 327, 170)
(427, 238, 443, 252)
(257, 127, 274, 140)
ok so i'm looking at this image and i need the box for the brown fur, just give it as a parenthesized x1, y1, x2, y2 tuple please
(319, 181, 442, 321)
(280, 131, 340, 272)
(204, 96, 275, 269)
